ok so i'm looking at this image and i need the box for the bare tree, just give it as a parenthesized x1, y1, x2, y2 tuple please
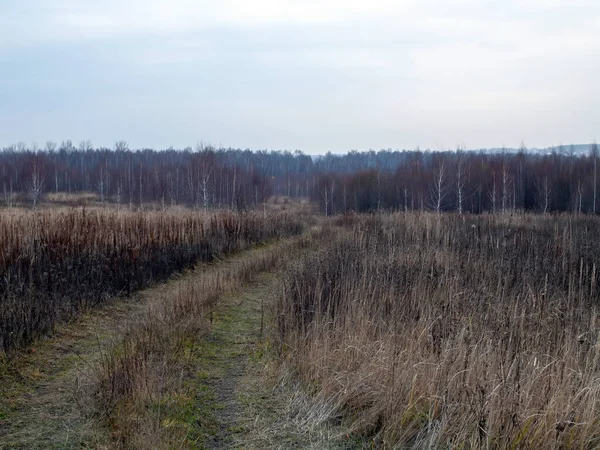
(376, 169, 382, 211)
(231, 166, 237, 208)
(186, 165, 197, 207)
(199, 168, 212, 211)
(167, 172, 176, 207)
(116, 180, 122, 211)
(45, 141, 56, 153)
(501, 153, 512, 213)
(2, 179, 14, 207)
(44, 141, 60, 194)
(98, 161, 110, 205)
(573, 180, 583, 215)
(342, 180, 348, 212)
(139, 161, 143, 208)
(323, 186, 330, 216)
(430, 161, 450, 214)
(115, 140, 129, 152)
(195, 141, 206, 153)
(489, 172, 497, 214)
(77, 140, 92, 190)
(455, 147, 466, 214)
(155, 168, 166, 211)
(78, 140, 92, 152)
(28, 161, 44, 208)
(536, 176, 551, 213)
(320, 176, 335, 216)
(128, 157, 133, 210)
(591, 141, 598, 214)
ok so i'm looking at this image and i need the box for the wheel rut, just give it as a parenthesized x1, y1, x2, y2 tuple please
(0, 233, 360, 449)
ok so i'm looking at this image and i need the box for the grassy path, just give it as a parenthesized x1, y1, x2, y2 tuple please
(199, 275, 358, 450)
(0, 234, 359, 449)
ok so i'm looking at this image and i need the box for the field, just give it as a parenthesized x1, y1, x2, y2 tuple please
(278, 213, 600, 448)
(3, 0, 596, 446)
(0, 207, 302, 352)
(1, 202, 600, 449)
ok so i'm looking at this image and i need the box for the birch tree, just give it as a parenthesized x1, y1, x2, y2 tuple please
(489, 172, 497, 214)
(430, 161, 450, 214)
(455, 147, 466, 214)
(591, 141, 598, 214)
(501, 153, 511, 213)
(536, 176, 551, 214)
(28, 161, 44, 208)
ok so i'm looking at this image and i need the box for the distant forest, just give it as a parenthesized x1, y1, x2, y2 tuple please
(1, 140, 599, 214)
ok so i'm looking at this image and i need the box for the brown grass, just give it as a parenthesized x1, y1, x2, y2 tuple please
(276, 213, 600, 448)
(92, 234, 315, 448)
(0, 207, 302, 353)
(44, 191, 99, 206)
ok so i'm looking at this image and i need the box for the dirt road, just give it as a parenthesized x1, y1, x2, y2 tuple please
(0, 237, 358, 449)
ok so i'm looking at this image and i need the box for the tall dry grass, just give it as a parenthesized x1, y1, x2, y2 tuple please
(277, 213, 600, 448)
(92, 233, 316, 448)
(0, 208, 302, 353)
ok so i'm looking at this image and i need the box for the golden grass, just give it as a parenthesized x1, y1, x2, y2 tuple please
(277, 213, 600, 448)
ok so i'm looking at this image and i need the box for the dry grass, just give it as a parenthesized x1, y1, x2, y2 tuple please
(44, 191, 99, 206)
(0, 207, 302, 353)
(277, 213, 600, 448)
(92, 234, 316, 448)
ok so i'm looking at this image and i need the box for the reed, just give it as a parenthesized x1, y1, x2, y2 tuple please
(277, 213, 600, 448)
(0, 207, 302, 353)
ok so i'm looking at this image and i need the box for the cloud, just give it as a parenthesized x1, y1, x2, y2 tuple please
(0, 0, 599, 151)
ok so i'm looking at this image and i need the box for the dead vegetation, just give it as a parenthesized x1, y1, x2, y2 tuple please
(276, 213, 600, 448)
(5, 205, 600, 448)
(92, 234, 315, 448)
(0, 208, 302, 353)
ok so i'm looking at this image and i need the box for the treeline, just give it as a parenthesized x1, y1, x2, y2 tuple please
(0, 142, 272, 209)
(2, 140, 599, 213)
(313, 145, 600, 214)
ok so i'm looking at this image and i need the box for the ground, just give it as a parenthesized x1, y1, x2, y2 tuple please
(0, 238, 361, 449)
(197, 276, 359, 449)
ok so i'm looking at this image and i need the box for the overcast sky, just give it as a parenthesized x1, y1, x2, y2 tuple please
(0, 1, 598, 153)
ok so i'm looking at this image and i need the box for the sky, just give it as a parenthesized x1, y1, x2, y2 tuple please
(0, 0, 599, 153)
